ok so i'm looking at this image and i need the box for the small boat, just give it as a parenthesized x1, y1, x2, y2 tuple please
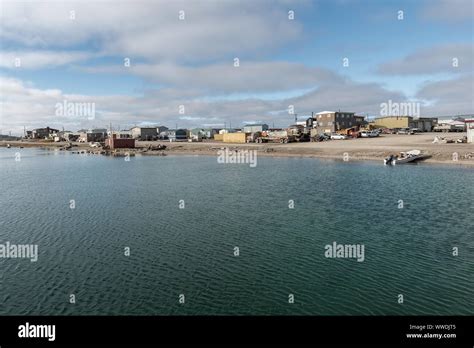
(6, 144, 11, 148)
(384, 150, 426, 165)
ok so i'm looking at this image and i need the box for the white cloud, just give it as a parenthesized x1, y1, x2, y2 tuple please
(416, 75, 474, 115)
(0, 50, 91, 69)
(131, 61, 342, 94)
(377, 43, 473, 75)
(422, 0, 474, 21)
(0, 0, 303, 63)
(0, 74, 407, 134)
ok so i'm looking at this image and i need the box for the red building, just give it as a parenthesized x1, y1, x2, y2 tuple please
(106, 134, 135, 149)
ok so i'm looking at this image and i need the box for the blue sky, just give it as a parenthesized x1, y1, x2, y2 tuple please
(0, 0, 472, 133)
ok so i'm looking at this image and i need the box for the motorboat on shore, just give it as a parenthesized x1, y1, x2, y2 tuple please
(384, 150, 427, 165)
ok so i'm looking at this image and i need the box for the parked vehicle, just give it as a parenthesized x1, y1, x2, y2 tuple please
(287, 126, 310, 142)
(360, 131, 376, 138)
(330, 133, 348, 140)
(433, 124, 459, 132)
(311, 134, 330, 142)
(397, 128, 412, 135)
(90, 142, 101, 148)
(255, 130, 296, 143)
(370, 130, 380, 137)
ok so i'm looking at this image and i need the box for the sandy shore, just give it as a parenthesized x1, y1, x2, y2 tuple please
(2, 133, 473, 166)
(144, 133, 474, 166)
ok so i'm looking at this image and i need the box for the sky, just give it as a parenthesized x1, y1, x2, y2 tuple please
(0, 0, 473, 135)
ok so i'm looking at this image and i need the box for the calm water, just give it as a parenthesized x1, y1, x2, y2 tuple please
(0, 147, 473, 315)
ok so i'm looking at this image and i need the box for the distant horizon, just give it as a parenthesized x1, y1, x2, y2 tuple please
(2, 112, 474, 137)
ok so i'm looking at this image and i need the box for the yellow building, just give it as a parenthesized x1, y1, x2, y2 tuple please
(223, 132, 248, 143)
(374, 116, 413, 129)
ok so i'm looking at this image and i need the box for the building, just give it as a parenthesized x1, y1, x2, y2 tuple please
(156, 126, 169, 135)
(219, 128, 234, 134)
(354, 115, 367, 126)
(373, 116, 437, 131)
(105, 134, 135, 149)
(243, 124, 269, 133)
(78, 128, 107, 143)
(465, 119, 474, 143)
(107, 130, 132, 139)
(158, 129, 170, 139)
(203, 128, 219, 138)
(31, 127, 59, 139)
(311, 111, 358, 134)
(189, 128, 204, 142)
(374, 116, 413, 129)
(436, 119, 466, 132)
(223, 132, 248, 143)
(189, 128, 218, 141)
(0, 134, 20, 141)
(130, 127, 158, 141)
(168, 129, 188, 142)
(58, 131, 80, 142)
(412, 117, 438, 131)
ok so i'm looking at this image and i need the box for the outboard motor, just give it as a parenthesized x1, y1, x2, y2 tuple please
(384, 154, 394, 165)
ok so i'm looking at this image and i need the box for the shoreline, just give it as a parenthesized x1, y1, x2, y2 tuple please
(2, 133, 474, 167)
(160, 149, 474, 167)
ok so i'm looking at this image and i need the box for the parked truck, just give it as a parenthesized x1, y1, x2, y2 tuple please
(287, 125, 310, 142)
(255, 130, 296, 143)
(433, 124, 455, 132)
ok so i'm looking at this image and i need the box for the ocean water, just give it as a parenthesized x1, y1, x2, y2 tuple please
(0, 147, 473, 315)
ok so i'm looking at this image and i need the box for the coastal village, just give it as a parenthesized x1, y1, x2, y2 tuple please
(2, 111, 474, 164)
